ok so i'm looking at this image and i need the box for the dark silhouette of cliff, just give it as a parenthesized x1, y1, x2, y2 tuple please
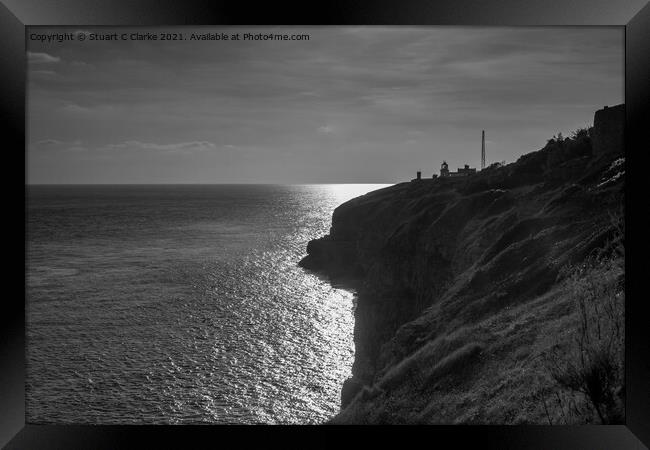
(300, 107, 625, 424)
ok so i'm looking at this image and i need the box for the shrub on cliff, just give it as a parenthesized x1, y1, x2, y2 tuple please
(545, 128, 593, 171)
(503, 128, 594, 187)
(542, 211, 624, 424)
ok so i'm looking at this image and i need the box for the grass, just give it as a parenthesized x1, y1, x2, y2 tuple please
(328, 130, 624, 424)
(358, 321, 491, 402)
(542, 210, 624, 424)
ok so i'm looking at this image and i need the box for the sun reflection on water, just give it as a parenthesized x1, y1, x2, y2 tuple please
(316, 184, 392, 206)
(27, 184, 392, 424)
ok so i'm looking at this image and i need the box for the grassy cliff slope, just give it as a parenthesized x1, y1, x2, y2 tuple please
(300, 128, 625, 424)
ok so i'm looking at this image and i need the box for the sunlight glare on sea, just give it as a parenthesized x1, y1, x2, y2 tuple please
(26, 184, 390, 424)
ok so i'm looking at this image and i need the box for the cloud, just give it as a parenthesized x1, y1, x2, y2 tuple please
(27, 51, 61, 64)
(70, 60, 95, 68)
(34, 139, 83, 147)
(318, 125, 334, 134)
(60, 103, 92, 114)
(36, 139, 64, 146)
(34, 139, 217, 155)
(105, 140, 217, 154)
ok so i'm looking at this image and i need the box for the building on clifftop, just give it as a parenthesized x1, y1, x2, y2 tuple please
(440, 162, 476, 177)
(592, 104, 624, 155)
(440, 161, 450, 177)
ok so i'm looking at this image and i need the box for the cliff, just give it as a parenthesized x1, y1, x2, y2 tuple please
(300, 118, 625, 424)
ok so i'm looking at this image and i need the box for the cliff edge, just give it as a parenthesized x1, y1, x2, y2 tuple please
(300, 108, 625, 424)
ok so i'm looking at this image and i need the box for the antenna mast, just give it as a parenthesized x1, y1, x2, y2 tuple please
(481, 130, 486, 170)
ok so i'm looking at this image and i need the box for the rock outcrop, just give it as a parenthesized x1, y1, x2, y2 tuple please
(300, 112, 625, 424)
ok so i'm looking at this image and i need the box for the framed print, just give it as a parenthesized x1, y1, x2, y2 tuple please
(2, 0, 649, 447)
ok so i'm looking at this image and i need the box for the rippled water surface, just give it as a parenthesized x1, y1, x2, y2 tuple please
(26, 184, 388, 424)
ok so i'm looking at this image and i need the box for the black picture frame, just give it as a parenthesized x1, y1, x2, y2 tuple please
(3, 1, 649, 447)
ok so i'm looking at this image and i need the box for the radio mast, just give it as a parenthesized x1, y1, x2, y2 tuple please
(481, 130, 486, 170)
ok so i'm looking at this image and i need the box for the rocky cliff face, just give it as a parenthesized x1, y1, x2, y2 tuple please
(300, 125, 625, 424)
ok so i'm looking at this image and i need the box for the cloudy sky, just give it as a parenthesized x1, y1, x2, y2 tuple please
(27, 26, 623, 184)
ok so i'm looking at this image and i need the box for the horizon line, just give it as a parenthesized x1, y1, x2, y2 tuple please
(26, 182, 398, 186)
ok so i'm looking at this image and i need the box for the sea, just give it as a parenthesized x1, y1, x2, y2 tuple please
(25, 184, 388, 424)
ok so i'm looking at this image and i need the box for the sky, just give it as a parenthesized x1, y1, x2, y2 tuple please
(27, 26, 623, 184)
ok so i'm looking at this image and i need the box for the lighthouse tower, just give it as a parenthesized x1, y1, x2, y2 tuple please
(440, 161, 450, 177)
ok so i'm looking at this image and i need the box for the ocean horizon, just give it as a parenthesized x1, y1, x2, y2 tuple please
(26, 183, 396, 186)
